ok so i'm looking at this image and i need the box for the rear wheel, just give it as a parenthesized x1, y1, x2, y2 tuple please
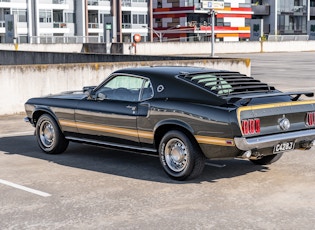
(36, 114, 69, 154)
(250, 153, 283, 165)
(159, 130, 205, 180)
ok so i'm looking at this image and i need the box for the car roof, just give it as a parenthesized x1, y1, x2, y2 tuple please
(113, 66, 231, 80)
(112, 66, 277, 106)
(113, 66, 235, 105)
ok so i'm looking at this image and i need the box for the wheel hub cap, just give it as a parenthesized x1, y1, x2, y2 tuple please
(40, 121, 55, 148)
(165, 138, 188, 172)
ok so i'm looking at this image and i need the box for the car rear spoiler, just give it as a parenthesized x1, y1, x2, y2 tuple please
(226, 91, 314, 105)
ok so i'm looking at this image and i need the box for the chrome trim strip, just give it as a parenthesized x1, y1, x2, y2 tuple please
(66, 136, 157, 153)
(234, 129, 315, 151)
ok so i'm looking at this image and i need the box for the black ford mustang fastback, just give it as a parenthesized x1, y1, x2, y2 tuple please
(25, 66, 315, 180)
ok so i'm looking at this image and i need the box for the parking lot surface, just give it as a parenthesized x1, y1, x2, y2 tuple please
(1, 52, 315, 229)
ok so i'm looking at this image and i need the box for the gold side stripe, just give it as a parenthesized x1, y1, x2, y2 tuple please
(59, 119, 154, 139)
(60, 119, 234, 147)
(138, 130, 154, 139)
(238, 100, 315, 114)
(237, 100, 315, 126)
(195, 135, 235, 147)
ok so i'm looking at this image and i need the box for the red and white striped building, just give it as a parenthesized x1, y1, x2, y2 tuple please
(153, 0, 253, 42)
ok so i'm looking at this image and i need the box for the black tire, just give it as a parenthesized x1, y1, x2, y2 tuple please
(35, 114, 69, 154)
(159, 130, 206, 180)
(250, 153, 283, 165)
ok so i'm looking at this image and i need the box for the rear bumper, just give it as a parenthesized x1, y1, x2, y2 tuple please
(234, 129, 315, 151)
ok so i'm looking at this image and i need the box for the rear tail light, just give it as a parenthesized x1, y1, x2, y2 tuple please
(241, 118, 260, 135)
(306, 112, 315, 127)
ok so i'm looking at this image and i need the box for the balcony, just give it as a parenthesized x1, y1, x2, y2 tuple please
(251, 4, 270, 16)
(88, 0, 110, 6)
(88, 23, 99, 28)
(311, 7, 315, 16)
(53, 22, 67, 28)
(53, 0, 65, 3)
(121, 0, 147, 8)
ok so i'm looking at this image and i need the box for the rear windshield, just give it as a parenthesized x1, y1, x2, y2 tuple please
(180, 72, 274, 97)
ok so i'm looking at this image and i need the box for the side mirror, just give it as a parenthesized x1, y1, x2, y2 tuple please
(83, 86, 96, 92)
(83, 86, 96, 99)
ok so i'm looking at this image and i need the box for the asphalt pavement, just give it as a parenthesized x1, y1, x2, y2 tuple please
(1, 52, 315, 229)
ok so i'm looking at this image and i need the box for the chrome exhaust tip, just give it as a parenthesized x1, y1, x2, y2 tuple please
(242, 150, 252, 159)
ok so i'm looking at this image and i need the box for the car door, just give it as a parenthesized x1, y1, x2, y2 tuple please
(74, 74, 152, 147)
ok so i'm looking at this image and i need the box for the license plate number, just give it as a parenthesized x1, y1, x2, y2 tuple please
(273, 142, 295, 153)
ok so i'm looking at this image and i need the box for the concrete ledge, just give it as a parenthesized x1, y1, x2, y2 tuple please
(0, 58, 250, 115)
(0, 50, 234, 65)
(124, 41, 315, 55)
(1, 40, 315, 56)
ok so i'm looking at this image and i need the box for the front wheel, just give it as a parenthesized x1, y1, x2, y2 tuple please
(36, 114, 69, 154)
(250, 153, 283, 165)
(159, 130, 205, 180)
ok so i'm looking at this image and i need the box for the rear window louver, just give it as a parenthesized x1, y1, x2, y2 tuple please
(180, 72, 275, 97)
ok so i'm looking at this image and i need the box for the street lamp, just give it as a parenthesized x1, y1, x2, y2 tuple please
(208, 9, 217, 57)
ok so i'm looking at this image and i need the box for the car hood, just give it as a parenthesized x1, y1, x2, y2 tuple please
(45, 90, 87, 100)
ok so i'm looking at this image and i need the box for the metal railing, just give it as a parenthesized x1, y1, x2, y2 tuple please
(53, 0, 65, 4)
(29, 36, 100, 44)
(88, 23, 99, 28)
(268, 35, 309, 41)
(88, 0, 110, 6)
(53, 23, 67, 28)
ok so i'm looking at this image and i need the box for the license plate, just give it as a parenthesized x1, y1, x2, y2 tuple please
(273, 142, 295, 153)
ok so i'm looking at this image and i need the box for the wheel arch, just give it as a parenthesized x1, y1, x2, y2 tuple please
(153, 119, 199, 151)
(32, 107, 59, 127)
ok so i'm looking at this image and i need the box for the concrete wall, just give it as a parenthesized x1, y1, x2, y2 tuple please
(0, 50, 231, 65)
(0, 58, 250, 116)
(123, 41, 315, 56)
(1, 40, 315, 55)
(124, 41, 315, 55)
(0, 43, 83, 53)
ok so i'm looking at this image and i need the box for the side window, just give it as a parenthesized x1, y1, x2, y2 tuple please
(140, 80, 154, 101)
(95, 75, 152, 102)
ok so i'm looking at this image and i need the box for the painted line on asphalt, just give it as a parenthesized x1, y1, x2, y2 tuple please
(0, 179, 51, 197)
(0, 131, 33, 138)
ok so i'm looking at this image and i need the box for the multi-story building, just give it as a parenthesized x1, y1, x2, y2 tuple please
(251, 0, 315, 36)
(2, 0, 314, 44)
(152, 0, 253, 42)
(0, 0, 152, 43)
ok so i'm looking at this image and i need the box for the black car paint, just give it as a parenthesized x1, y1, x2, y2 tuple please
(25, 66, 315, 161)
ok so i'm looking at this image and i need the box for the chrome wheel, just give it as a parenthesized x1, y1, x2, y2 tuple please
(159, 131, 205, 180)
(164, 138, 189, 172)
(36, 114, 69, 154)
(39, 120, 55, 148)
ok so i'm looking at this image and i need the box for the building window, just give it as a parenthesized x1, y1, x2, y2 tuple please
(39, 10, 52, 23)
(88, 10, 98, 23)
(122, 12, 131, 28)
(132, 14, 147, 24)
(53, 10, 63, 23)
(65, 13, 74, 23)
(139, 14, 145, 24)
(12, 9, 27, 22)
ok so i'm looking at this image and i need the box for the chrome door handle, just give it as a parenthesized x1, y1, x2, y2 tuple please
(126, 105, 136, 111)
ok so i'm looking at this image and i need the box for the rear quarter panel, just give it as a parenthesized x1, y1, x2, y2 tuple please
(137, 100, 241, 158)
